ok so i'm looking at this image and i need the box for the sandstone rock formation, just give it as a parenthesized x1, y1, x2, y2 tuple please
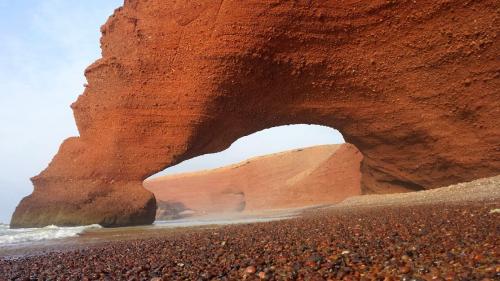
(11, 0, 500, 227)
(145, 144, 362, 219)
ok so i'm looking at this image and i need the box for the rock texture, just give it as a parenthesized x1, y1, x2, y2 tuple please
(145, 144, 362, 218)
(12, 0, 500, 227)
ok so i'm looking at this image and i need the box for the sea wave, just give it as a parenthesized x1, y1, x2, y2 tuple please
(0, 223, 102, 245)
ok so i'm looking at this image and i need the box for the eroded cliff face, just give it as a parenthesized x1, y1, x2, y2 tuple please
(145, 144, 362, 218)
(11, 0, 500, 227)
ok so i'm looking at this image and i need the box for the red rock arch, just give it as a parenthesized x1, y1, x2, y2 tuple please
(11, 0, 500, 227)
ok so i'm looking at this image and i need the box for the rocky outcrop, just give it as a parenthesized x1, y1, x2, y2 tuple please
(145, 144, 362, 218)
(154, 201, 192, 220)
(11, 0, 500, 227)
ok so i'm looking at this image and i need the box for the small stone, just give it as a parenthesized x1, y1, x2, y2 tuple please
(400, 265, 411, 274)
(245, 266, 256, 274)
(304, 260, 316, 267)
(401, 254, 411, 262)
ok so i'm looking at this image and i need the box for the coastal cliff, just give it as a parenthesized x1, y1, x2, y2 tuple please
(12, 0, 500, 227)
(145, 144, 362, 218)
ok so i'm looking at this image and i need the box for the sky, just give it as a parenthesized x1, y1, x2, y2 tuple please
(0, 1, 343, 224)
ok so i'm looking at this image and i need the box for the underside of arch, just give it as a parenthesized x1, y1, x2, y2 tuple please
(11, 0, 500, 227)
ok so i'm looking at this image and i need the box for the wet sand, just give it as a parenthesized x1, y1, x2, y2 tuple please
(1, 177, 499, 280)
(0, 208, 305, 259)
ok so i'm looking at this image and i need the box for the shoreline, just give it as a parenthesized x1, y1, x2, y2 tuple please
(0, 207, 308, 260)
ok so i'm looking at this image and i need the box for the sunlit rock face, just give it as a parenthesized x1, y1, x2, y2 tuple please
(11, 0, 500, 227)
(145, 144, 362, 219)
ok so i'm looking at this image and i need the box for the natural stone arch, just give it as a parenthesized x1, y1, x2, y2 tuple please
(11, 0, 500, 227)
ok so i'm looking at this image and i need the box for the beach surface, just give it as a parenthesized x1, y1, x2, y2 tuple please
(1, 176, 499, 280)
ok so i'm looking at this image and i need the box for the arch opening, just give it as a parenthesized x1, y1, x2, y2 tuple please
(143, 124, 364, 221)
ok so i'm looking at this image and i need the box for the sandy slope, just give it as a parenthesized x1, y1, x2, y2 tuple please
(333, 174, 500, 209)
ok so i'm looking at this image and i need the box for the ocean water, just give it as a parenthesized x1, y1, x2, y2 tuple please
(0, 216, 289, 247)
(0, 223, 102, 246)
(0, 209, 303, 256)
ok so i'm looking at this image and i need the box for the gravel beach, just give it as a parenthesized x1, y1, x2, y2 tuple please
(1, 177, 499, 280)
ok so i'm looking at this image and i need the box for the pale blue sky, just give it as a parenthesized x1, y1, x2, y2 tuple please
(0, 1, 343, 224)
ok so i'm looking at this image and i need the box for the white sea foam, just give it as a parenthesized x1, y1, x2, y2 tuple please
(0, 223, 102, 246)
